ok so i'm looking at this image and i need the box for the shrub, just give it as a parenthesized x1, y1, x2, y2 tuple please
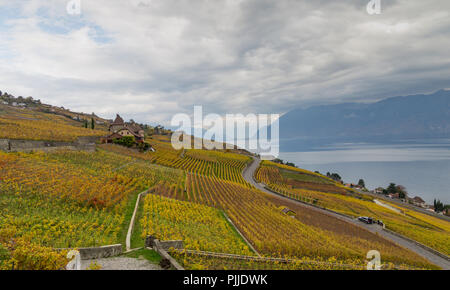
(113, 136, 135, 148)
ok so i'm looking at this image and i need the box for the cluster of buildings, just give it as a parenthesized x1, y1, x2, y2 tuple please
(344, 183, 364, 190)
(372, 187, 442, 213)
(101, 114, 145, 143)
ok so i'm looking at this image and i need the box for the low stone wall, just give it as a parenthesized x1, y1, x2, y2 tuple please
(58, 244, 123, 260)
(0, 137, 97, 153)
(78, 244, 123, 260)
(158, 240, 184, 251)
(0, 139, 9, 151)
(151, 240, 184, 270)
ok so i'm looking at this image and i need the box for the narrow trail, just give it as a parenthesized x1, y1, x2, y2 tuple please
(242, 156, 450, 270)
(126, 189, 149, 251)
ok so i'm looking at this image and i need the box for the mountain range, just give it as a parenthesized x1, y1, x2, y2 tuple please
(278, 89, 450, 151)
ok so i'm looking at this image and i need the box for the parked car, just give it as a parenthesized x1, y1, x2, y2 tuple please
(358, 216, 374, 224)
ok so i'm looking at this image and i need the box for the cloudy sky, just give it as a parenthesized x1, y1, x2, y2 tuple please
(0, 0, 449, 125)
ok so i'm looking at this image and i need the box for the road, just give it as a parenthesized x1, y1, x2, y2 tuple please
(242, 156, 450, 269)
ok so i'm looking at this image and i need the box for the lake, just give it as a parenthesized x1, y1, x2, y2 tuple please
(279, 140, 450, 204)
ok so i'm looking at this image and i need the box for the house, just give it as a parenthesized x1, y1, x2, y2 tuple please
(344, 183, 362, 190)
(374, 187, 384, 194)
(102, 114, 145, 143)
(412, 196, 426, 207)
(281, 207, 296, 216)
(387, 193, 400, 199)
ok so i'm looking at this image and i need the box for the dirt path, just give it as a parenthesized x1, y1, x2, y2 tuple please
(242, 156, 450, 270)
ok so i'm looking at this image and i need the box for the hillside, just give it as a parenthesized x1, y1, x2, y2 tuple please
(279, 89, 450, 151)
(0, 99, 448, 270)
(255, 161, 450, 256)
(0, 91, 109, 142)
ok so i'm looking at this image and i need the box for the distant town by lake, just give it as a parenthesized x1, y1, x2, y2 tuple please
(280, 139, 450, 204)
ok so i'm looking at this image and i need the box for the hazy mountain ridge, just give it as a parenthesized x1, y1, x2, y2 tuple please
(280, 90, 450, 151)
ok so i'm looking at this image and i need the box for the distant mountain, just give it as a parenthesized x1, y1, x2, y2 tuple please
(279, 90, 450, 151)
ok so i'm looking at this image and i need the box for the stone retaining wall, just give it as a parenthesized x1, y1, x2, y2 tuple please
(158, 240, 184, 251)
(58, 244, 123, 260)
(0, 137, 97, 153)
(151, 240, 184, 270)
(0, 139, 9, 151)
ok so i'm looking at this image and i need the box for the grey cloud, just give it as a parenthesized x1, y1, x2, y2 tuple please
(0, 0, 449, 125)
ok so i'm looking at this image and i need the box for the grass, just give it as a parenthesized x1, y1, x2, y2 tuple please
(280, 168, 333, 184)
(123, 248, 162, 264)
(118, 190, 144, 251)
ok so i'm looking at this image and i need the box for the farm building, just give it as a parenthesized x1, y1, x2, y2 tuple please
(102, 114, 145, 143)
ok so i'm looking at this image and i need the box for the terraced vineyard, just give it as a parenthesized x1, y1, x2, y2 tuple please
(0, 150, 183, 249)
(0, 108, 446, 270)
(0, 105, 106, 141)
(255, 161, 450, 256)
(139, 194, 254, 255)
(170, 252, 417, 270)
(148, 172, 436, 269)
(100, 142, 251, 186)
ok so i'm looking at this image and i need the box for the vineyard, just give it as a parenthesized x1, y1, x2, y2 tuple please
(100, 142, 251, 186)
(0, 126, 447, 269)
(255, 161, 450, 256)
(256, 161, 354, 195)
(138, 194, 254, 255)
(170, 251, 419, 270)
(147, 172, 436, 269)
(0, 150, 183, 250)
(0, 106, 106, 142)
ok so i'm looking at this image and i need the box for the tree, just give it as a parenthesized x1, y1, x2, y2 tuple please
(396, 185, 408, 199)
(434, 199, 445, 213)
(387, 183, 397, 194)
(329, 173, 341, 182)
(91, 118, 95, 130)
(83, 119, 88, 128)
(358, 179, 365, 188)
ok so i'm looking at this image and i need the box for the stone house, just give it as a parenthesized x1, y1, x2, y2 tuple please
(102, 114, 145, 143)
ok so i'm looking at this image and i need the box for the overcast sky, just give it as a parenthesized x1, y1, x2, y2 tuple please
(0, 0, 449, 125)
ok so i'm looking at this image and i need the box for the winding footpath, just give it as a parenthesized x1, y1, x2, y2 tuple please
(242, 156, 450, 270)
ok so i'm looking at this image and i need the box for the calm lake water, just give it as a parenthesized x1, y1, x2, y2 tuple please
(279, 140, 450, 204)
